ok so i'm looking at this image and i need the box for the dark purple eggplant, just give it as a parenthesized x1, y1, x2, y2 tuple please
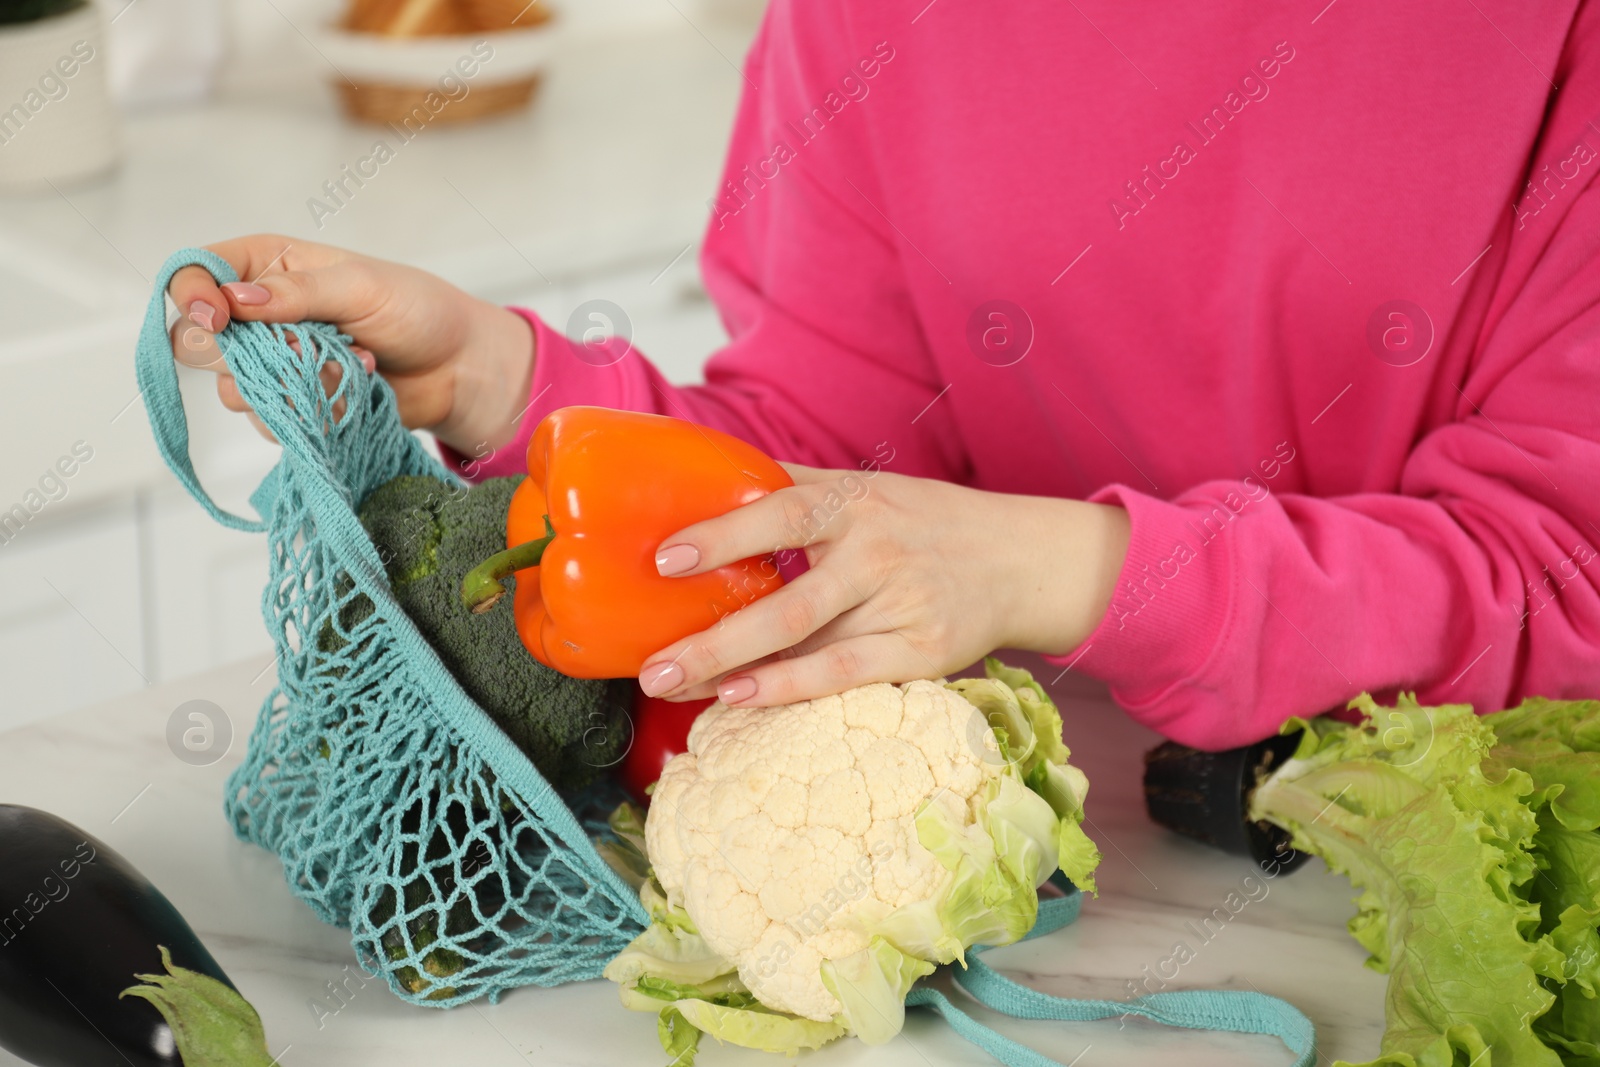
(0, 804, 234, 1067)
(1142, 735, 1311, 874)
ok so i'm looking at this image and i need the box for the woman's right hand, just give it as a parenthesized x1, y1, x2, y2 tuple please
(167, 235, 534, 457)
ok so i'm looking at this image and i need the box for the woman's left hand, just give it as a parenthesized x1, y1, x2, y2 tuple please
(637, 463, 1131, 707)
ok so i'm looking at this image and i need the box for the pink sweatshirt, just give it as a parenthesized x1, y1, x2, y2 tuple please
(453, 0, 1600, 750)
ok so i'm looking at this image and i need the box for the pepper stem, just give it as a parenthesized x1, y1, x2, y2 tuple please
(461, 515, 556, 615)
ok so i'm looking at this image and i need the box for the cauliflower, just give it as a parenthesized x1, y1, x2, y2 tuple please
(602, 659, 1100, 1064)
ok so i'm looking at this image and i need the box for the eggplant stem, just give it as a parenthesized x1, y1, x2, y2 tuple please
(461, 515, 555, 614)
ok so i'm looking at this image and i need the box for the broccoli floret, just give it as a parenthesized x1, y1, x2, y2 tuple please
(335, 473, 630, 794)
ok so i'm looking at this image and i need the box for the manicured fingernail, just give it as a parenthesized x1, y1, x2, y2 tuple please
(719, 675, 758, 704)
(355, 347, 376, 373)
(640, 661, 684, 696)
(655, 543, 699, 577)
(222, 281, 271, 305)
(187, 300, 216, 331)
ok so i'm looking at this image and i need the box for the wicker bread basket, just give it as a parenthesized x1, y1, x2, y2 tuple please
(333, 75, 541, 126)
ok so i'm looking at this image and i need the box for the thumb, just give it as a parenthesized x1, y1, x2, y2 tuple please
(219, 259, 384, 330)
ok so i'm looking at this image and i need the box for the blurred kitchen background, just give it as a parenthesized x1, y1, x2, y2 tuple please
(0, 0, 763, 729)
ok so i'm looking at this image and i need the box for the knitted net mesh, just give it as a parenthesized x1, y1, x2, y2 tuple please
(137, 249, 648, 1008)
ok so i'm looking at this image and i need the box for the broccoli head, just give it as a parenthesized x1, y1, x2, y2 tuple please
(333, 473, 631, 794)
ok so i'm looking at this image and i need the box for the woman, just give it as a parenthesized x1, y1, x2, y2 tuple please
(167, 0, 1600, 749)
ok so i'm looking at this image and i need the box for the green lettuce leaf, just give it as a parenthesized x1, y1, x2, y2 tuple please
(1251, 693, 1600, 1067)
(1483, 697, 1600, 753)
(1283, 694, 1491, 790)
(1483, 699, 1600, 1063)
(1254, 760, 1560, 1066)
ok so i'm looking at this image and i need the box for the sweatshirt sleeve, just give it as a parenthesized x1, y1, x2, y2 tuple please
(443, 0, 961, 485)
(1053, 44, 1600, 750)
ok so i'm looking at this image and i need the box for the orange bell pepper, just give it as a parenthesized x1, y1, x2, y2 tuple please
(461, 406, 793, 678)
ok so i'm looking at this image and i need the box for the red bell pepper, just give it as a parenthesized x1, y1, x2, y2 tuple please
(620, 687, 715, 804)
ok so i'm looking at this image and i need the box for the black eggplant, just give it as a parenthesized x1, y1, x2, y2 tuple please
(1142, 735, 1311, 873)
(0, 804, 233, 1067)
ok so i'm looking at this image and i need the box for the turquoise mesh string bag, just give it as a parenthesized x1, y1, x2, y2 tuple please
(136, 247, 1318, 1064)
(136, 248, 648, 1007)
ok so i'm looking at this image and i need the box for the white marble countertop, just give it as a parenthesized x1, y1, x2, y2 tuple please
(0, 653, 1388, 1066)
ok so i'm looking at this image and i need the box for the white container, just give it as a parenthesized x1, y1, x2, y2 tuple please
(0, 3, 119, 190)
